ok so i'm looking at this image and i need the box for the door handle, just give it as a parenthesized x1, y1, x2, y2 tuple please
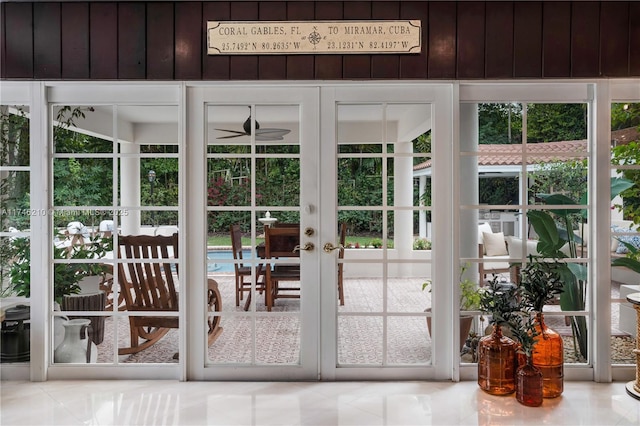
(293, 242, 314, 252)
(323, 242, 344, 253)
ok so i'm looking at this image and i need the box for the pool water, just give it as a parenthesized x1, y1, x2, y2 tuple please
(207, 249, 252, 273)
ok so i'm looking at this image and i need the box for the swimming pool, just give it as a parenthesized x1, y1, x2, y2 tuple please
(207, 249, 251, 273)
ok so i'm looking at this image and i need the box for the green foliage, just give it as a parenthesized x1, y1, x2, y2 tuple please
(478, 103, 522, 145)
(458, 264, 482, 311)
(518, 256, 565, 312)
(529, 160, 587, 210)
(478, 275, 519, 325)
(612, 241, 640, 274)
(507, 311, 540, 358)
(369, 238, 383, 248)
(6, 234, 112, 304)
(523, 177, 633, 361)
(0, 106, 30, 230)
(479, 177, 519, 206)
(527, 103, 587, 143)
(423, 263, 483, 311)
(412, 238, 431, 250)
(612, 141, 640, 223)
(414, 131, 432, 154)
(611, 103, 640, 130)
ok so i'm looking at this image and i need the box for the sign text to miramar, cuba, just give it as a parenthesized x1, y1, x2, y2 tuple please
(207, 21, 421, 55)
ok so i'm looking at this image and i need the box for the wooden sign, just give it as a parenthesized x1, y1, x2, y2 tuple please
(207, 21, 421, 55)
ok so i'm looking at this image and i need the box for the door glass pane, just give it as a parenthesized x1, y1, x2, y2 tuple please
(1, 105, 30, 365)
(610, 101, 640, 366)
(459, 102, 591, 366)
(337, 102, 433, 366)
(206, 104, 302, 365)
(51, 104, 180, 365)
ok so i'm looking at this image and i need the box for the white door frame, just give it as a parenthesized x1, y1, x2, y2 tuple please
(318, 84, 455, 381)
(186, 86, 321, 380)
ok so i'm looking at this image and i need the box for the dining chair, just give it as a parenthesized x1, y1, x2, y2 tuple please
(230, 224, 252, 307)
(263, 225, 301, 311)
(337, 223, 346, 305)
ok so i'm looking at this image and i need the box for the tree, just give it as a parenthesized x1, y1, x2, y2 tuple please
(478, 103, 522, 145)
(527, 103, 587, 143)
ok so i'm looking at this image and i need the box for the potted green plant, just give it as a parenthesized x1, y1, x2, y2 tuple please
(6, 233, 112, 305)
(422, 263, 483, 352)
(527, 176, 633, 361)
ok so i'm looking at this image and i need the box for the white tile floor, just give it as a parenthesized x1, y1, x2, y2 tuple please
(1, 380, 638, 425)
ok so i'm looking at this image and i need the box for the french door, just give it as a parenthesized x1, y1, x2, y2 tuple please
(187, 84, 453, 381)
(186, 87, 321, 380)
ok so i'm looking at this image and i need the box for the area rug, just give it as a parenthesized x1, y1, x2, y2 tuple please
(94, 274, 635, 366)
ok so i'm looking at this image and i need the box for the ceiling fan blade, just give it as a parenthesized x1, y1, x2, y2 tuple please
(255, 135, 285, 141)
(215, 128, 247, 135)
(216, 134, 247, 139)
(256, 128, 291, 138)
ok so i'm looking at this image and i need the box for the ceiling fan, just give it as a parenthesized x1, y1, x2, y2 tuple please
(216, 108, 291, 141)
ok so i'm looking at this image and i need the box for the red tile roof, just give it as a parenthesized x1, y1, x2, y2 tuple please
(414, 140, 588, 171)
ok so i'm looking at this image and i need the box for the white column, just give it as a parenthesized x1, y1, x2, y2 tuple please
(459, 104, 479, 263)
(120, 142, 140, 235)
(395, 140, 413, 256)
(419, 175, 427, 238)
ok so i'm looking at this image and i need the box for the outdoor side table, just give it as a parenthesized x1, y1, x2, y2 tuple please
(626, 292, 640, 400)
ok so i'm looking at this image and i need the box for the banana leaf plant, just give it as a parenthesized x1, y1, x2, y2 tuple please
(611, 240, 640, 273)
(527, 177, 634, 361)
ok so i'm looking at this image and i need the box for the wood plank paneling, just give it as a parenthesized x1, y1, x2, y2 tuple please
(0, 3, 4, 79)
(118, 3, 146, 79)
(457, 1, 485, 79)
(601, 1, 629, 77)
(258, 1, 287, 80)
(399, 1, 428, 79)
(315, 1, 343, 80)
(62, 2, 90, 79)
(371, 1, 400, 79)
(2, 1, 639, 81)
(343, 1, 372, 79)
(230, 1, 259, 80)
(428, 1, 456, 79)
(485, 2, 514, 79)
(514, 1, 542, 78)
(4, 3, 34, 78)
(571, 1, 600, 77)
(543, 1, 571, 78)
(175, 2, 202, 80)
(286, 2, 315, 80)
(90, 3, 118, 79)
(147, 2, 175, 80)
(631, 2, 640, 76)
(34, 3, 61, 79)
(203, 1, 230, 80)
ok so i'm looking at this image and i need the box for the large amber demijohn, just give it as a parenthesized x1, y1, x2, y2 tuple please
(477, 325, 516, 395)
(532, 313, 563, 398)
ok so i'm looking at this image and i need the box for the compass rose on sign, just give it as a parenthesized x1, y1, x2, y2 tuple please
(307, 26, 322, 47)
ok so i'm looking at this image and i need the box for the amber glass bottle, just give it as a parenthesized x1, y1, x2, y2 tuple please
(516, 357, 543, 406)
(477, 325, 517, 395)
(532, 313, 563, 398)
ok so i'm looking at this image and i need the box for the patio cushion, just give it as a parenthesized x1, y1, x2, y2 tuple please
(483, 231, 508, 256)
(478, 222, 493, 254)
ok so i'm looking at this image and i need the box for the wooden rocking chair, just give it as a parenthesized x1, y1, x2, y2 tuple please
(117, 233, 222, 355)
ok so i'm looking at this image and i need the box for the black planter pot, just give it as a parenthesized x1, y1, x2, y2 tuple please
(1, 304, 30, 363)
